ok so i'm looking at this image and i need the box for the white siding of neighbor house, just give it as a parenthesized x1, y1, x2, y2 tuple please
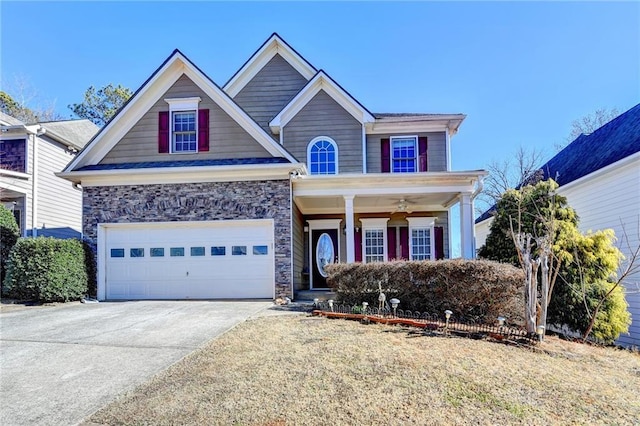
(475, 217, 493, 250)
(35, 135, 83, 238)
(560, 156, 640, 348)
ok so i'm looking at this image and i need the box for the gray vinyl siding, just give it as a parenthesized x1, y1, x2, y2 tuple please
(283, 90, 362, 172)
(292, 201, 305, 291)
(101, 74, 270, 164)
(233, 54, 308, 137)
(34, 136, 83, 238)
(366, 131, 447, 173)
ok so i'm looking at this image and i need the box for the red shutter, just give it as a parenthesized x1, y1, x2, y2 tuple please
(381, 138, 390, 173)
(434, 226, 444, 260)
(418, 136, 428, 172)
(400, 226, 409, 260)
(387, 227, 396, 260)
(354, 228, 362, 262)
(198, 109, 209, 152)
(158, 111, 170, 153)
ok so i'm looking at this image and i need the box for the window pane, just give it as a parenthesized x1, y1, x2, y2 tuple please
(110, 248, 125, 258)
(150, 248, 165, 257)
(190, 246, 205, 256)
(411, 228, 431, 260)
(253, 245, 268, 255)
(130, 248, 144, 258)
(211, 246, 226, 256)
(170, 247, 185, 257)
(232, 246, 247, 255)
(309, 139, 337, 175)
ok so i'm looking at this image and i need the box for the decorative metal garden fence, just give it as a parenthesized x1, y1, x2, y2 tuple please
(312, 300, 537, 344)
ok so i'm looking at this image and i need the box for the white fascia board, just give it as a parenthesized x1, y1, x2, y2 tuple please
(270, 72, 375, 134)
(65, 57, 183, 172)
(56, 163, 304, 186)
(366, 120, 458, 135)
(224, 35, 316, 98)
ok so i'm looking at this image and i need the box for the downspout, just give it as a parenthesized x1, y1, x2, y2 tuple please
(31, 126, 45, 238)
(361, 124, 367, 173)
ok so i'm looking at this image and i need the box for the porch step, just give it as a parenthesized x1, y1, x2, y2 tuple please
(295, 290, 337, 302)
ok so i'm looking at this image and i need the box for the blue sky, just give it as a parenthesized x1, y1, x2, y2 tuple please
(2, 1, 638, 171)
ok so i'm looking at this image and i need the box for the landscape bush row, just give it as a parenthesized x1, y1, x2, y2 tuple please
(2, 238, 96, 303)
(325, 259, 525, 325)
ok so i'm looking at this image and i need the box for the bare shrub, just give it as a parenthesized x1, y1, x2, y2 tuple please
(325, 259, 525, 325)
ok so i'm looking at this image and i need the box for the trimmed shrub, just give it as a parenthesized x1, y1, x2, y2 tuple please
(3, 237, 88, 302)
(82, 240, 97, 297)
(325, 259, 525, 325)
(0, 205, 20, 291)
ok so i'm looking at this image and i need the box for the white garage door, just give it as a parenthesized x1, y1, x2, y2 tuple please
(102, 220, 274, 300)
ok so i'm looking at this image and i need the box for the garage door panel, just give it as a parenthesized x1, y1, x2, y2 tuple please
(104, 221, 274, 300)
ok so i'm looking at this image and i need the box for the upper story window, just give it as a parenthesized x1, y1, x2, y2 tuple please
(160, 97, 209, 154)
(0, 139, 28, 173)
(172, 111, 196, 152)
(307, 136, 338, 175)
(391, 136, 417, 173)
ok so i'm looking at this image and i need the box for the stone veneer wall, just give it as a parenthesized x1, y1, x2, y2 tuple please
(83, 180, 292, 298)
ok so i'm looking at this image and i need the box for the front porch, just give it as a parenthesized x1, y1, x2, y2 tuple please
(290, 171, 485, 295)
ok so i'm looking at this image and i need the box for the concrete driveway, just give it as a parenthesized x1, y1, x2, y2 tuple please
(0, 300, 272, 426)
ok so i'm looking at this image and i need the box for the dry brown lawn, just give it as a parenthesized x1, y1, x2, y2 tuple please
(89, 314, 640, 426)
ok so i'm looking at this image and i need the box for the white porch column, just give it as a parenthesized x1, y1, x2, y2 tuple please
(344, 195, 355, 263)
(460, 193, 475, 259)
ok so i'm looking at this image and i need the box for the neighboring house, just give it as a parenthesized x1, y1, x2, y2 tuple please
(58, 33, 486, 302)
(475, 103, 640, 347)
(1, 112, 98, 238)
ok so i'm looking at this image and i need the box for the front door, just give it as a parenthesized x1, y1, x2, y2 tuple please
(311, 229, 339, 289)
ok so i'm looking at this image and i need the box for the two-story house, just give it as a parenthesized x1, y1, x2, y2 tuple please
(1, 112, 98, 238)
(59, 34, 486, 301)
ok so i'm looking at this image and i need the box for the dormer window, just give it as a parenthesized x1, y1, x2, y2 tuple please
(159, 97, 209, 154)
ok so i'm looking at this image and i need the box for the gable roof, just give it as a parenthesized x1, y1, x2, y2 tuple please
(269, 70, 375, 134)
(0, 111, 25, 126)
(64, 49, 298, 172)
(538, 103, 640, 186)
(475, 103, 640, 224)
(223, 33, 317, 98)
(39, 119, 98, 150)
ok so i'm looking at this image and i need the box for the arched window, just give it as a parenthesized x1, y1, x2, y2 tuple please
(307, 137, 338, 175)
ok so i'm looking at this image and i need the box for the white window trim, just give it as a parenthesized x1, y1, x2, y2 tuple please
(407, 217, 436, 260)
(307, 136, 339, 175)
(390, 135, 418, 173)
(360, 218, 389, 263)
(165, 97, 201, 154)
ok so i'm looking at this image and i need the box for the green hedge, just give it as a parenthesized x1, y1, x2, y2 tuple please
(3, 237, 89, 302)
(324, 259, 525, 325)
(0, 205, 20, 289)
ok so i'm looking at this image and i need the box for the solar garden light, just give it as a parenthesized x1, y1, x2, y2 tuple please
(313, 298, 319, 308)
(362, 301, 368, 315)
(390, 298, 400, 317)
(328, 299, 334, 312)
(536, 325, 545, 342)
(497, 316, 506, 327)
(444, 310, 453, 334)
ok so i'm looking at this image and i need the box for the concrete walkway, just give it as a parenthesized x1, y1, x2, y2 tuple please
(0, 300, 272, 426)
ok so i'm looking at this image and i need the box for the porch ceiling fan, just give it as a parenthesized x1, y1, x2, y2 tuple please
(391, 198, 417, 214)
